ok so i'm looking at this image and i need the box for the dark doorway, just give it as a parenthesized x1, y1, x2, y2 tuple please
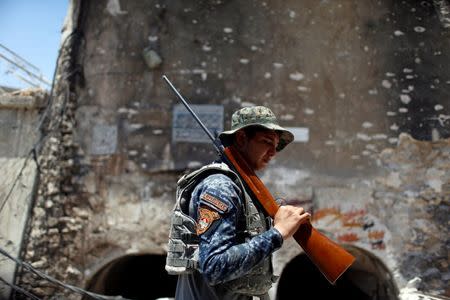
(276, 247, 398, 300)
(84, 254, 177, 300)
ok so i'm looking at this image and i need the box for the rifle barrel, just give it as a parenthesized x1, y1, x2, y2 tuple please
(162, 75, 217, 147)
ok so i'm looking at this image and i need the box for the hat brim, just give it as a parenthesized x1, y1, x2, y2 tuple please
(219, 123, 294, 152)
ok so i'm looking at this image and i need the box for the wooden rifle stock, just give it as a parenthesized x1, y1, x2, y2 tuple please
(224, 146, 355, 284)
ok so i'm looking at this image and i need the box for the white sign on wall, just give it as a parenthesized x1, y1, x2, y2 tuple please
(172, 104, 224, 143)
(286, 127, 309, 142)
(91, 124, 118, 155)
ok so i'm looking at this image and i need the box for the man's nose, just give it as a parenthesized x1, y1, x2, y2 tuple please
(268, 144, 277, 155)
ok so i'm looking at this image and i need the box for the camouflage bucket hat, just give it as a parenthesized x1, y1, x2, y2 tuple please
(219, 106, 294, 151)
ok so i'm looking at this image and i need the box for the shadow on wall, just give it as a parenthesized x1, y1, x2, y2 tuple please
(276, 246, 399, 300)
(84, 254, 177, 300)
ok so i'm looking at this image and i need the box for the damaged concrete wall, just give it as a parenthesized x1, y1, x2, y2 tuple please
(0, 90, 47, 299)
(14, 0, 450, 299)
(374, 134, 449, 293)
(267, 133, 449, 297)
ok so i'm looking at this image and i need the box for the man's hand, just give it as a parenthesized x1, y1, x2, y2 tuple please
(273, 205, 311, 240)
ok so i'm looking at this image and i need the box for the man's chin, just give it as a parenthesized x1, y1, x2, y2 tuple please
(257, 161, 268, 170)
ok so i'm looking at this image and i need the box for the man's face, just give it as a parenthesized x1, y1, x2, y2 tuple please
(236, 129, 280, 171)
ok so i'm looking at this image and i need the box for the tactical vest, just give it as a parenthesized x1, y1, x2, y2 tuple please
(165, 162, 276, 296)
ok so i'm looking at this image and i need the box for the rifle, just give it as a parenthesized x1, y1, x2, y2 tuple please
(163, 75, 355, 284)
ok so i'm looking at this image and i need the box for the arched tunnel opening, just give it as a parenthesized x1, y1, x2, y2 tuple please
(84, 254, 177, 300)
(84, 248, 398, 300)
(276, 247, 399, 300)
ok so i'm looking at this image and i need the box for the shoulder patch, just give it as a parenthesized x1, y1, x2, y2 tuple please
(196, 207, 220, 235)
(200, 193, 229, 212)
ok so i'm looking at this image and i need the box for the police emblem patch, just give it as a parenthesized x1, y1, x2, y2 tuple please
(196, 207, 220, 235)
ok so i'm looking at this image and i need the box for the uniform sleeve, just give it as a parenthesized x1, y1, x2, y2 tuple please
(190, 173, 283, 286)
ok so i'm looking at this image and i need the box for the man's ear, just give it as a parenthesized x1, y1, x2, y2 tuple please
(234, 130, 247, 148)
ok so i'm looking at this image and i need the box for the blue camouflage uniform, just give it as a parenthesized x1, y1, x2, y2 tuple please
(175, 172, 284, 300)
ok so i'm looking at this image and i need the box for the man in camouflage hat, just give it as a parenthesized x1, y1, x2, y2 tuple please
(219, 105, 294, 152)
(168, 106, 310, 300)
